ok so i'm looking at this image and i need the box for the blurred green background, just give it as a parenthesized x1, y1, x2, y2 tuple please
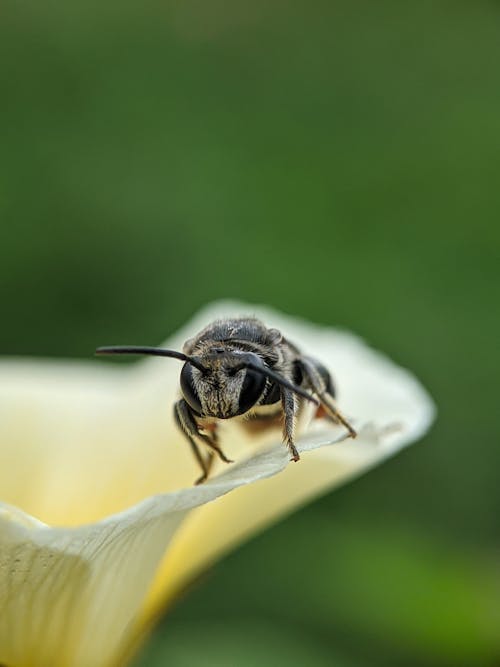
(1, 0, 499, 665)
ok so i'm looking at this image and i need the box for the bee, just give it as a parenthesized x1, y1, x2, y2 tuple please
(96, 317, 356, 484)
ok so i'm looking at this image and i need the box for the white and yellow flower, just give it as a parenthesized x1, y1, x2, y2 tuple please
(0, 302, 435, 667)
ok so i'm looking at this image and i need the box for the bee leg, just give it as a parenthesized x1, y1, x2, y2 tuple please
(174, 399, 213, 484)
(174, 399, 233, 483)
(298, 357, 357, 439)
(281, 387, 300, 462)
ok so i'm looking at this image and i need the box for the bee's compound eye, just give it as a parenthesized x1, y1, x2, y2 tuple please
(180, 363, 203, 414)
(237, 368, 267, 415)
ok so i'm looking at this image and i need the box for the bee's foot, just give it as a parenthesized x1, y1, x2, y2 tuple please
(218, 452, 234, 464)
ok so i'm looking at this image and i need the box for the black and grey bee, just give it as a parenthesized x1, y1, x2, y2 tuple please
(96, 317, 356, 484)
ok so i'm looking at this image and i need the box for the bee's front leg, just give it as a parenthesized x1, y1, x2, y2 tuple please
(174, 399, 233, 485)
(281, 387, 300, 462)
(196, 419, 234, 464)
(174, 399, 214, 484)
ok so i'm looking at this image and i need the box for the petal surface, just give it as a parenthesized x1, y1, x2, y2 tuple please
(0, 431, 350, 667)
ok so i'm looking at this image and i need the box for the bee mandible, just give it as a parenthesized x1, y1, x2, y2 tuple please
(96, 317, 357, 484)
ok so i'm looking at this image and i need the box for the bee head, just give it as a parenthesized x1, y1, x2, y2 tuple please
(180, 351, 268, 418)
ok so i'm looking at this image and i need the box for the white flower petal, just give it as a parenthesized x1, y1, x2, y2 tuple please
(0, 301, 435, 665)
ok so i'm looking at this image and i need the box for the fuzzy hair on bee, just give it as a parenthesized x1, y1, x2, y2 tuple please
(96, 317, 357, 485)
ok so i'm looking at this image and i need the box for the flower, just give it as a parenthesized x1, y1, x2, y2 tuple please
(0, 302, 435, 667)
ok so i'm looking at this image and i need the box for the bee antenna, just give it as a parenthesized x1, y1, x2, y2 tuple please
(236, 358, 319, 406)
(95, 346, 208, 373)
